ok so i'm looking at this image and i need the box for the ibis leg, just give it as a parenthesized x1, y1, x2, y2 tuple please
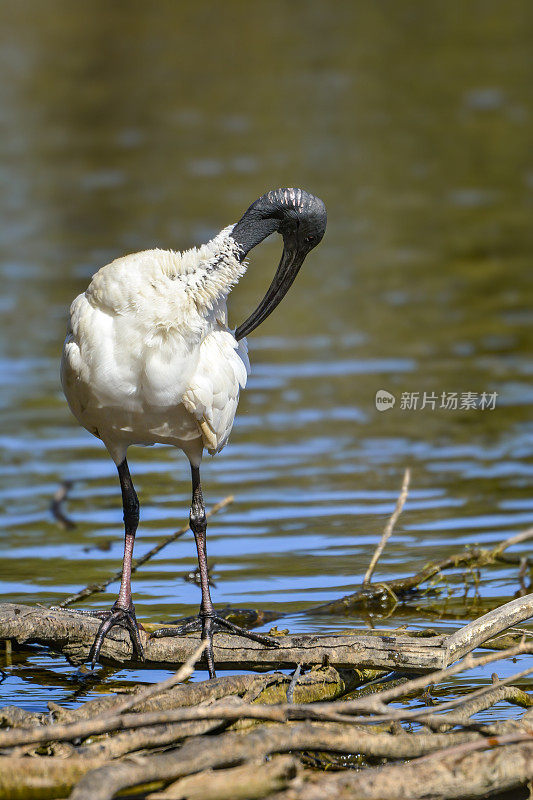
(88, 458, 144, 667)
(151, 464, 279, 678)
(189, 464, 217, 677)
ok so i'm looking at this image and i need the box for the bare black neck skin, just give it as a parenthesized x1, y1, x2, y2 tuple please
(230, 211, 279, 261)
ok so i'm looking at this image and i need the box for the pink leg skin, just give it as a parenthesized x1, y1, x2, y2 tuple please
(117, 532, 135, 609)
(151, 463, 279, 679)
(88, 459, 144, 668)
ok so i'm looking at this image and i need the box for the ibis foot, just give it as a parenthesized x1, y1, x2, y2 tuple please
(87, 601, 145, 668)
(151, 610, 279, 678)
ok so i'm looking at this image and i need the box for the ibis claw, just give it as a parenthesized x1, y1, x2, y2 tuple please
(151, 610, 279, 678)
(88, 602, 145, 668)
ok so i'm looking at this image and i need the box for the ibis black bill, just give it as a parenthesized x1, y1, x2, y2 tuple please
(235, 248, 304, 341)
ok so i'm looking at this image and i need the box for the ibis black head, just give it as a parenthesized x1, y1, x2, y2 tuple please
(231, 188, 327, 340)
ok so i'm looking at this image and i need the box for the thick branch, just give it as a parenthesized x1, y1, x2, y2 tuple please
(445, 593, 533, 660)
(276, 740, 533, 800)
(67, 719, 532, 800)
(0, 603, 447, 670)
(0, 755, 106, 800)
(146, 755, 299, 800)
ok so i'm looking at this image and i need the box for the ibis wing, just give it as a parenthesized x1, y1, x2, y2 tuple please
(182, 330, 249, 455)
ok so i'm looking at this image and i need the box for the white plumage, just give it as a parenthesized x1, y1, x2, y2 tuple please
(61, 225, 249, 467)
(60, 187, 326, 677)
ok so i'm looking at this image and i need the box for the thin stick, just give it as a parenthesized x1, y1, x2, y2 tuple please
(491, 526, 533, 556)
(57, 496, 233, 608)
(413, 729, 533, 765)
(363, 469, 410, 585)
(328, 664, 533, 726)
(113, 640, 208, 715)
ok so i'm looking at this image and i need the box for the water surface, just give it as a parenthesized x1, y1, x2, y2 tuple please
(0, 2, 531, 713)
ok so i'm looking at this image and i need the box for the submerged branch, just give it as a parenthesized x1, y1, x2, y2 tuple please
(312, 527, 533, 615)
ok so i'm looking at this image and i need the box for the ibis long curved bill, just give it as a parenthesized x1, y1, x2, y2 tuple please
(231, 188, 327, 341)
(235, 247, 304, 341)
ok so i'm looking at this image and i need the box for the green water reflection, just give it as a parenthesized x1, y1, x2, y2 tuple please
(0, 2, 531, 707)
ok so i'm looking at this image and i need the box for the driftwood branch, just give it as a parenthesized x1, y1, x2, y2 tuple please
(146, 755, 299, 800)
(0, 642, 531, 752)
(2, 593, 531, 673)
(274, 739, 533, 800)
(314, 526, 533, 615)
(2, 486, 532, 800)
(66, 716, 533, 800)
(0, 602, 449, 670)
(1, 632, 531, 798)
(446, 592, 533, 660)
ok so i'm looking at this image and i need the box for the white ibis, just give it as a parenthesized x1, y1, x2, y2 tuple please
(61, 188, 327, 676)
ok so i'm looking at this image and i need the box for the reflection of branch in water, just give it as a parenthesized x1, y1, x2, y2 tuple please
(517, 556, 531, 597)
(50, 480, 76, 530)
(184, 564, 217, 589)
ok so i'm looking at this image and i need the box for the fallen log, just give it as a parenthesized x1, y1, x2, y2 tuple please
(1, 593, 531, 673)
(0, 603, 448, 670)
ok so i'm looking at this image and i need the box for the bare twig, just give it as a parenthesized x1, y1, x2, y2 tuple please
(363, 468, 411, 585)
(315, 523, 533, 616)
(332, 664, 533, 727)
(304, 641, 533, 717)
(421, 683, 533, 732)
(492, 526, 533, 556)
